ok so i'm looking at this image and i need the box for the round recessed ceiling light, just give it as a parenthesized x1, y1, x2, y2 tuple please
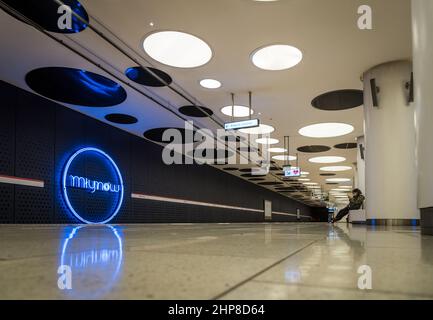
(143, 31, 212, 68)
(298, 178, 310, 182)
(239, 124, 275, 135)
(320, 166, 352, 172)
(339, 186, 353, 189)
(251, 44, 302, 71)
(221, 105, 254, 117)
(200, 79, 221, 89)
(256, 137, 279, 145)
(301, 171, 310, 175)
(268, 147, 287, 153)
(299, 123, 354, 138)
(309, 156, 346, 164)
(326, 178, 352, 183)
(272, 155, 297, 161)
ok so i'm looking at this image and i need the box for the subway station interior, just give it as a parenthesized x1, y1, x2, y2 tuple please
(0, 0, 433, 301)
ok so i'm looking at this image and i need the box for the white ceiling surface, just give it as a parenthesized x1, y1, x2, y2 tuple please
(0, 0, 412, 204)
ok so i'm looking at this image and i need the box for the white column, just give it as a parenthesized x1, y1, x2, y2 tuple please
(363, 60, 419, 225)
(355, 136, 365, 195)
(412, 0, 433, 234)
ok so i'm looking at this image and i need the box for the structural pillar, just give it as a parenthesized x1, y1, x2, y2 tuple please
(363, 60, 419, 225)
(412, 0, 433, 234)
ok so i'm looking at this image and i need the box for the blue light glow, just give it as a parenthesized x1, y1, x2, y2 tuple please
(62, 147, 124, 224)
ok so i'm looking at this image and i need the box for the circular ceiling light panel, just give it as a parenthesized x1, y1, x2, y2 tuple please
(303, 182, 318, 186)
(200, 79, 221, 89)
(26, 67, 127, 107)
(311, 89, 364, 111)
(268, 147, 287, 153)
(301, 171, 310, 175)
(309, 156, 346, 164)
(326, 178, 352, 183)
(143, 31, 212, 68)
(251, 44, 302, 71)
(178, 105, 214, 118)
(221, 105, 254, 117)
(320, 166, 352, 172)
(125, 66, 172, 87)
(299, 123, 354, 138)
(272, 155, 297, 161)
(298, 178, 310, 182)
(256, 137, 279, 145)
(239, 124, 275, 135)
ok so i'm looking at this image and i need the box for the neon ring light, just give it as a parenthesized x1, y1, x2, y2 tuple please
(62, 147, 124, 224)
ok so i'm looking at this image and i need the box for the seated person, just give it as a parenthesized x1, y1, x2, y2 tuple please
(332, 189, 365, 223)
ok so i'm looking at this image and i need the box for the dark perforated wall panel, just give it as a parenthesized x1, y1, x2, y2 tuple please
(0, 80, 313, 223)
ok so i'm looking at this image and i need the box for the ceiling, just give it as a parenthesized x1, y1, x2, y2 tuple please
(0, 0, 412, 206)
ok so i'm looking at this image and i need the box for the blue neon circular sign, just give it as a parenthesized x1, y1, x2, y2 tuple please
(62, 147, 124, 224)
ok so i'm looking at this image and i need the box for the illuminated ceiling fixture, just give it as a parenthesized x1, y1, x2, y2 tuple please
(256, 137, 279, 145)
(339, 186, 353, 189)
(268, 147, 287, 153)
(331, 189, 350, 192)
(301, 171, 310, 175)
(239, 124, 275, 135)
(303, 182, 318, 186)
(143, 31, 212, 68)
(309, 156, 346, 164)
(320, 166, 352, 172)
(298, 178, 310, 182)
(221, 105, 254, 117)
(272, 155, 296, 161)
(299, 123, 354, 138)
(251, 44, 302, 71)
(200, 79, 221, 89)
(326, 178, 352, 183)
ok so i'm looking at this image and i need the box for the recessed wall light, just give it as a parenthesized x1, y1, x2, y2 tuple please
(256, 137, 279, 145)
(309, 156, 346, 164)
(143, 31, 212, 68)
(320, 166, 352, 172)
(200, 79, 221, 89)
(239, 124, 275, 135)
(299, 123, 354, 138)
(268, 147, 287, 153)
(251, 44, 302, 71)
(272, 155, 297, 161)
(221, 105, 254, 117)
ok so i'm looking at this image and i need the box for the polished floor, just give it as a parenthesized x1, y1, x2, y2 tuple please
(0, 222, 432, 300)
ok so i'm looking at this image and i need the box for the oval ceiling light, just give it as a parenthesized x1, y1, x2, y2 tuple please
(339, 186, 353, 189)
(303, 182, 318, 186)
(256, 137, 279, 145)
(268, 147, 287, 153)
(200, 79, 221, 89)
(320, 166, 352, 172)
(239, 124, 275, 135)
(299, 123, 354, 138)
(221, 105, 254, 117)
(143, 31, 212, 68)
(309, 156, 346, 164)
(272, 155, 297, 161)
(301, 171, 310, 175)
(251, 44, 302, 71)
(326, 178, 352, 183)
(298, 178, 310, 182)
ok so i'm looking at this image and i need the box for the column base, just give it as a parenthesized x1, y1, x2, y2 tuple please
(421, 207, 433, 235)
(366, 219, 420, 226)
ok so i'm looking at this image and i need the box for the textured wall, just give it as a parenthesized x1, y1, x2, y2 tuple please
(0, 80, 313, 223)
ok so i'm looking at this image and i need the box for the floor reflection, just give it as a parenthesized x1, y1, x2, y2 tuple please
(58, 225, 123, 299)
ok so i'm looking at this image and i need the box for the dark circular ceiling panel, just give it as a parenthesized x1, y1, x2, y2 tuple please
(248, 178, 265, 182)
(239, 168, 255, 173)
(334, 143, 358, 149)
(105, 114, 138, 125)
(143, 127, 196, 144)
(179, 106, 214, 118)
(320, 173, 336, 176)
(3, 0, 89, 33)
(125, 66, 172, 87)
(187, 149, 234, 162)
(219, 134, 245, 143)
(312, 89, 364, 111)
(223, 167, 238, 171)
(26, 67, 127, 107)
(241, 173, 266, 178)
(297, 145, 331, 153)
(259, 182, 284, 186)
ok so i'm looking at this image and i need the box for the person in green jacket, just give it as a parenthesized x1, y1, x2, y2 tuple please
(332, 189, 365, 223)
